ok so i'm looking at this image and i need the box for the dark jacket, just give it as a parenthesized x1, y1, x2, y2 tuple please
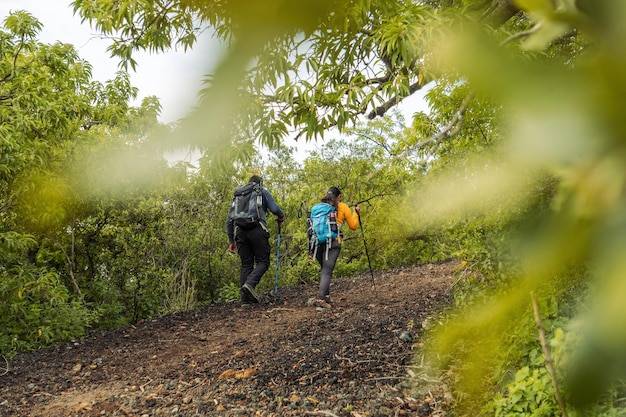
(226, 187, 284, 244)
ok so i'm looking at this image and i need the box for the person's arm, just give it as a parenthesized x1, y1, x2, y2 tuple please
(338, 202, 359, 230)
(263, 189, 285, 221)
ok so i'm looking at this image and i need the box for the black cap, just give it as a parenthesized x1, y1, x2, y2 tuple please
(327, 186, 341, 197)
(249, 175, 263, 185)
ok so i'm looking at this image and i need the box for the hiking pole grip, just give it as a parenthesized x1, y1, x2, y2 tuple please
(298, 200, 308, 219)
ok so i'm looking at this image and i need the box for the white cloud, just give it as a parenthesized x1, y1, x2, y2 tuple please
(1, 0, 218, 123)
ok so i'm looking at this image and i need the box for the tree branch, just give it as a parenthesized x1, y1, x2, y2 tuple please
(501, 22, 543, 45)
(481, 0, 521, 27)
(117, 0, 177, 48)
(361, 92, 472, 182)
(1, 355, 8, 376)
(412, 92, 473, 151)
(52, 236, 85, 306)
(82, 120, 104, 130)
(367, 80, 425, 119)
(531, 292, 569, 417)
(355, 132, 394, 156)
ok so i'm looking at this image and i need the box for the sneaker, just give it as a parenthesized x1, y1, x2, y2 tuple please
(240, 302, 253, 308)
(242, 283, 260, 303)
(314, 299, 332, 311)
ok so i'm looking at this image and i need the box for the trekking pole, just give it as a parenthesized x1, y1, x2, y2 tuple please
(357, 209, 376, 290)
(273, 219, 282, 295)
(298, 200, 308, 218)
(299, 200, 314, 258)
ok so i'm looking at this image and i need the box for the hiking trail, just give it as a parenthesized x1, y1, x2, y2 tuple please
(0, 261, 458, 417)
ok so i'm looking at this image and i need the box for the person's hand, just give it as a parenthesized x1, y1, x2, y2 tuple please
(355, 204, 361, 214)
(228, 243, 237, 254)
(278, 216, 285, 223)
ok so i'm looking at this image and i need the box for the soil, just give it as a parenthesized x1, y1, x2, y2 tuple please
(0, 261, 459, 417)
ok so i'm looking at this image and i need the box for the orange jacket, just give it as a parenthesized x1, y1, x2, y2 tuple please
(337, 202, 359, 231)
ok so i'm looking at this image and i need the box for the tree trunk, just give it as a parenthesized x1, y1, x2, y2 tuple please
(484, 0, 521, 26)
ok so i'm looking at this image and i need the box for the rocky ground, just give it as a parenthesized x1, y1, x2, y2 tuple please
(0, 261, 459, 417)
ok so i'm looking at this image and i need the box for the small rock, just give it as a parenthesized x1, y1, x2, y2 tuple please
(74, 402, 91, 412)
(418, 402, 432, 416)
(218, 369, 236, 380)
(399, 331, 414, 343)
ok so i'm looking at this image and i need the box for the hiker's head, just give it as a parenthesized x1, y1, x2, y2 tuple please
(322, 193, 337, 208)
(327, 186, 341, 199)
(249, 175, 263, 186)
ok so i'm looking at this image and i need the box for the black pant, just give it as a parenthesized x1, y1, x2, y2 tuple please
(235, 225, 271, 302)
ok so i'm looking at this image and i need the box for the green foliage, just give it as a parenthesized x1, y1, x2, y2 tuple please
(216, 281, 240, 303)
(486, 307, 626, 417)
(6, 3, 626, 417)
(0, 12, 180, 355)
(492, 366, 557, 417)
(0, 265, 93, 357)
(408, 1, 626, 413)
(71, 0, 437, 148)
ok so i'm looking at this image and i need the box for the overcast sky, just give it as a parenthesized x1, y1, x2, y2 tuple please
(1, 1, 431, 163)
(1, 0, 218, 124)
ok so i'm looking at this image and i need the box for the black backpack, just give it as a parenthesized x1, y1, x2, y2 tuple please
(230, 182, 265, 229)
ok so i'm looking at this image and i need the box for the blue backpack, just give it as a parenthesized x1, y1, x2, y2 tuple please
(308, 202, 338, 259)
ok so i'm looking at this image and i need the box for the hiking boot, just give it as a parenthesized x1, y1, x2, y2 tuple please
(314, 299, 332, 311)
(242, 283, 260, 303)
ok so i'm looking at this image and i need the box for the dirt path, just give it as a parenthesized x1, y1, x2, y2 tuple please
(0, 261, 458, 417)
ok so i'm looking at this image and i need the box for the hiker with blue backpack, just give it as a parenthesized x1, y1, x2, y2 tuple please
(309, 186, 360, 311)
(226, 175, 285, 307)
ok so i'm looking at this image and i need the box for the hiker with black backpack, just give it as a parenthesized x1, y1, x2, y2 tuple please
(309, 186, 360, 311)
(226, 175, 285, 307)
